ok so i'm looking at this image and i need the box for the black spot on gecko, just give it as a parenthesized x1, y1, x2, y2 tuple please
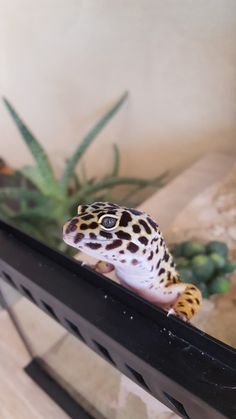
(128, 208, 143, 216)
(147, 251, 154, 260)
(116, 230, 132, 240)
(80, 223, 89, 230)
(86, 243, 102, 250)
(138, 236, 148, 245)
(132, 224, 141, 233)
(155, 245, 159, 253)
(97, 211, 106, 218)
(106, 202, 119, 208)
(132, 259, 139, 265)
(105, 210, 117, 215)
(119, 211, 132, 227)
(159, 268, 165, 275)
(89, 222, 98, 229)
(186, 298, 194, 304)
(127, 242, 139, 253)
(74, 233, 84, 243)
(65, 221, 78, 234)
(156, 260, 161, 269)
(139, 219, 151, 234)
(106, 240, 122, 250)
(147, 217, 158, 231)
(179, 311, 188, 317)
(119, 250, 124, 254)
(89, 232, 97, 240)
(100, 231, 113, 239)
(164, 251, 170, 262)
(160, 238, 164, 245)
(81, 214, 94, 221)
(79, 205, 88, 213)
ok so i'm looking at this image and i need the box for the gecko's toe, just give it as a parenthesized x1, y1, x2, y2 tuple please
(95, 261, 115, 274)
(167, 308, 188, 322)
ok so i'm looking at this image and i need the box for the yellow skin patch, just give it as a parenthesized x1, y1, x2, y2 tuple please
(63, 202, 202, 321)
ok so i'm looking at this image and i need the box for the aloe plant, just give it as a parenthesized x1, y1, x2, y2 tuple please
(0, 93, 167, 254)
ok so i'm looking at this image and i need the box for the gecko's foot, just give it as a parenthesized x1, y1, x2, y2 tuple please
(94, 261, 115, 274)
(167, 308, 188, 322)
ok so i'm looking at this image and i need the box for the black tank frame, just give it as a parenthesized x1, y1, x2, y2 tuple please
(0, 220, 235, 419)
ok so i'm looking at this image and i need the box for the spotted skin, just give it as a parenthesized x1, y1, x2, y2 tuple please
(63, 202, 202, 321)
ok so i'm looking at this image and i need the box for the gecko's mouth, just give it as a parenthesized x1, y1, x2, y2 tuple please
(63, 233, 114, 244)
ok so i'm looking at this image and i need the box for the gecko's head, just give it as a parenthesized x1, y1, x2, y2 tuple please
(63, 202, 160, 264)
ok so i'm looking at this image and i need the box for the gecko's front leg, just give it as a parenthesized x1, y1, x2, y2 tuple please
(93, 260, 115, 274)
(167, 283, 202, 321)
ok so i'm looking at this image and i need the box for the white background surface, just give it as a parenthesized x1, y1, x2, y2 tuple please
(1, 0, 236, 179)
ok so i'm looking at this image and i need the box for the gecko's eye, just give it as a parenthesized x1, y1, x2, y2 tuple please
(99, 215, 119, 231)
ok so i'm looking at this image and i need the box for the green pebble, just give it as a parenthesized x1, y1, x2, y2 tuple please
(182, 240, 206, 259)
(198, 282, 209, 298)
(191, 255, 215, 281)
(208, 276, 230, 295)
(172, 242, 186, 258)
(206, 241, 228, 258)
(175, 257, 189, 268)
(222, 261, 236, 273)
(209, 253, 226, 269)
(178, 268, 198, 284)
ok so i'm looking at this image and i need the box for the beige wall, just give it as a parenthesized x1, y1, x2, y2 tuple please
(1, 0, 236, 180)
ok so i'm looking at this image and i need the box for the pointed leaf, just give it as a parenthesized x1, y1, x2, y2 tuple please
(111, 144, 120, 177)
(10, 206, 57, 221)
(3, 98, 58, 196)
(20, 166, 53, 195)
(0, 187, 48, 205)
(60, 92, 128, 193)
(70, 173, 167, 206)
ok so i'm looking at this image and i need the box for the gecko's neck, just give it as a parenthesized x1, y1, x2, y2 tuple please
(115, 244, 178, 289)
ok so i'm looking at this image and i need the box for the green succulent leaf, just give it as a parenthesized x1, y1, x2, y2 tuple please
(60, 91, 128, 193)
(111, 144, 120, 177)
(0, 205, 12, 221)
(10, 206, 57, 222)
(0, 187, 48, 205)
(69, 173, 166, 208)
(3, 98, 58, 196)
(19, 165, 53, 195)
